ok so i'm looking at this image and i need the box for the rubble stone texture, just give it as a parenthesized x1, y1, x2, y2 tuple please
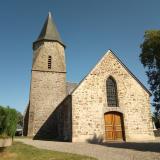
(71, 51, 154, 142)
(27, 41, 66, 137)
(23, 13, 155, 142)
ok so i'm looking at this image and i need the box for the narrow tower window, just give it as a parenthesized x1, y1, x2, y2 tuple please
(48, 56, 52, 69)
(106, 76, 118, 107)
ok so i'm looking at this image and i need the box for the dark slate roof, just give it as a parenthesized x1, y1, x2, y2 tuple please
(66, 82, 78, 95)
(35, 12, 65, 47)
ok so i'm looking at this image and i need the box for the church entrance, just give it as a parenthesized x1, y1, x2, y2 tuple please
(104, 112, 125, 141)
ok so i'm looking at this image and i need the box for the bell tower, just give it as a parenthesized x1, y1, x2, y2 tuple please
(27, 12, 66, 137)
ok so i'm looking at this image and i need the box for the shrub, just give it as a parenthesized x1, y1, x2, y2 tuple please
(0, 106, 7, 136)
(0, 106, 18, 138)
(152, 112, 160, 129)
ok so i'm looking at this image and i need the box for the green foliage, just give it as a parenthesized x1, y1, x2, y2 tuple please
(140, 30, 160, 68)
(0, 106, 7, 136)
(0, 106, 18, 137)
(152, 112, 160, 128)
(140, 30, 160, 128)
(17, 111, 23, 127)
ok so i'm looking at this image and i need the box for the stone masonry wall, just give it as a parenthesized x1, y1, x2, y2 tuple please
(28, 71, 66, 137)
(32, 42, 66, 72)
(27, 41, 66, 137)
(55, 96, 72, 141)
(72, 50, 154, 142)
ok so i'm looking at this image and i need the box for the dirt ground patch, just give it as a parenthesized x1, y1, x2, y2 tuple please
(0, 152, 17, 159)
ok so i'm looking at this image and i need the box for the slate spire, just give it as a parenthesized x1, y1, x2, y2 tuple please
(35, 12, 65, 47)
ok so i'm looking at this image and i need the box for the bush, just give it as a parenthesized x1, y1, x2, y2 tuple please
(152, 112, 160, 129)
(0, 106, 7, 136)
(17, 111, 23, 127)
(0, 106, 18, 138)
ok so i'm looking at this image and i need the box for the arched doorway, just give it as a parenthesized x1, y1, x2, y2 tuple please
(104, 112, 125, 141)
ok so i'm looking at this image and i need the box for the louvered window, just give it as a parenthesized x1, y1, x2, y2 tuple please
(48, 56, 52, 69)
(106, 77, 118, 107)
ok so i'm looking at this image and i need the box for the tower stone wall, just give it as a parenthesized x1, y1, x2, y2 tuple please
(27, 41, 66, 137)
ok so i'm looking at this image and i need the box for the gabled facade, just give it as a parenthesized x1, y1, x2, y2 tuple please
(69, 50, 154, 142)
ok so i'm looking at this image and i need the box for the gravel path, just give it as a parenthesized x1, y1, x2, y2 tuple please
(16, 138, 160, 160)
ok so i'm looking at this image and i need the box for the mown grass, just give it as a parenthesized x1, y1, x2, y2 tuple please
(0, 142, 97, 160)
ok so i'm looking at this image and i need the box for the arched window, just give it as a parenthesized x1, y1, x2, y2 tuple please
(106, 77, 118, 107)
(48, 56, 52, 69)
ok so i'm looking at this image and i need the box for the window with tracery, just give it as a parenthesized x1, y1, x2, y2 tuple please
(106, 77, 118, 107)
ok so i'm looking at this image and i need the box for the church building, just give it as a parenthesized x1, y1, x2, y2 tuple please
(23, 12, 155, 142)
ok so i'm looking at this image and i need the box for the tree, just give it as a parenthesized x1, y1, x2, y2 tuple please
(5, 107, 18, 137)
(0, 106, 18, 138)
(152, 112, 160, 129)
(0, 106, 7, 135)
(140, 30, 160, 128)
(17, 111, 23, 127)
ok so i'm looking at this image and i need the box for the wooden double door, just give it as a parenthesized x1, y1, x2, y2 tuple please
(104, 112, 125, 141)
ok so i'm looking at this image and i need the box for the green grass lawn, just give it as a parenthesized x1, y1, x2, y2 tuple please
(0, 142, 97, 160)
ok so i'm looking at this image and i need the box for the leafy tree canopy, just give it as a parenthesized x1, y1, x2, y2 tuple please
(17, 111, 23, 127)
(0, 106, 18, 137)
(140, 30, 160, 67)
(140, 30, 160, 128)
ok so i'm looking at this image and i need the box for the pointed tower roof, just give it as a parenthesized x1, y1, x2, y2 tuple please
(35, 12, 65, 47)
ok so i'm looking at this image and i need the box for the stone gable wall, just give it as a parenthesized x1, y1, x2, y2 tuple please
(72, 51, 154, 142)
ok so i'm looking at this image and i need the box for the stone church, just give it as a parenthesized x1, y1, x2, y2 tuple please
(23, 12, 155, 142)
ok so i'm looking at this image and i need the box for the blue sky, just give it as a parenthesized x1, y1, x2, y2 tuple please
(0, 0, 160, 113)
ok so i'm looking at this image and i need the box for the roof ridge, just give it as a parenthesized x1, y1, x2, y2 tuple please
(70, 50, 151, 96)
